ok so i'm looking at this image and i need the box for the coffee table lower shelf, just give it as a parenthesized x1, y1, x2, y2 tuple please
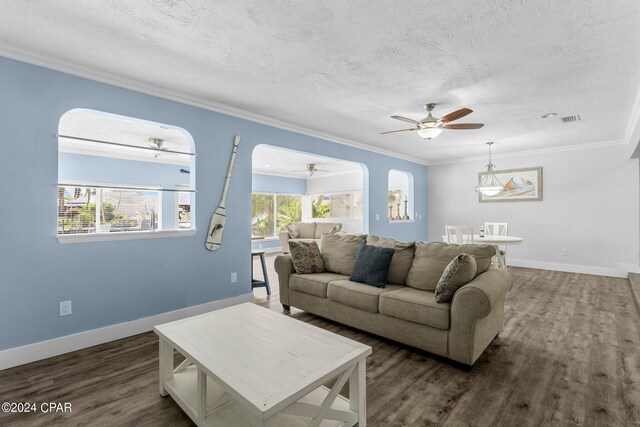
(164, 366, 355, 427)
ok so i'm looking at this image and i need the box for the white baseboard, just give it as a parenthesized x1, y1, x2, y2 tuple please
(0, 293, 253, 371)
(617, 263, 640, 275)
(508, 259, 626, 278)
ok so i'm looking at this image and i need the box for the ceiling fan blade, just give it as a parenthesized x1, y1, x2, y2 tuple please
(443, 123, 484, 130)
(440, 108, 473, 123)
(390, 115, 419, 124)
(380, 128, 419, 135)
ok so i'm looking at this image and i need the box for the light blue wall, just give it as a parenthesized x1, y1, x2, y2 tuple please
(252, 173, 306, 194)
(59, 152, 191, 229)
(59, 152, 190, 188)
(0, 55, 427, 351)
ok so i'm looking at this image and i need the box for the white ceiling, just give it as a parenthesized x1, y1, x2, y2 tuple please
(252, 145, 362, 179)
(2, 1, 640, 163)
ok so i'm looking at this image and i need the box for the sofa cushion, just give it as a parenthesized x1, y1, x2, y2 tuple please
(327, 280, 403, 313)
(350, 244, 395, 288)
(294, 222, 317, 239)
(435, 254, 477, 303)
(379, 287, 451, 329)
(290, 273, 349, 298)
(288, 240, 325, 274)
(321, 233, 367, 276)
(406, 242, 495, 291)
(367, 235, 416, 285)
(315, 222, 342, 238)
(286, 224, 300, 238)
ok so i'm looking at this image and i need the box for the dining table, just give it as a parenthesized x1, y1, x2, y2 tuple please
(441, 234, 523, 270)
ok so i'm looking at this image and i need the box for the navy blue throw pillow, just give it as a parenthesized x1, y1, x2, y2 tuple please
(349, 244, 395, 288)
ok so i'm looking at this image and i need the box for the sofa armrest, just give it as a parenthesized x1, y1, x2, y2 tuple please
(274, 254, 295, 306)
(279, 230, 291, 253)
(448, 268, 513, 365)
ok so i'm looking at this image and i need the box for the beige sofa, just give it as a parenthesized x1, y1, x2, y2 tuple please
(279, 222, 342, 253)
(275, 233, 513, 366)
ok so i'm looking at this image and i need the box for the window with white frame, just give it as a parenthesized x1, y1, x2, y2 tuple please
(251, 193, 303, 238)
(311, 191, 363, 219)
(57, 109, 195, 240)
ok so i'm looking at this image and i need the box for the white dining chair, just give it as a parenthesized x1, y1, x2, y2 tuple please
(445, 225, 474, 244)
(484, 222, 508, 237)
(484, 221, 508, 267)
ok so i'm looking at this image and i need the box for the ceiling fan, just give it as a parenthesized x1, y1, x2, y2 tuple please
(148, 137, 167, 150)
(381, 103, 484, 140)
(290, 163, 330, 176)
(148, 138, 168, 158)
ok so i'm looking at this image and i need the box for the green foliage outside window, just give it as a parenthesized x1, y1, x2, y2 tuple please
(276, 196, 302, 231)
(311, 196, 330, 218)
(251, 193, 303, 237)
(251, 193, 275, 238)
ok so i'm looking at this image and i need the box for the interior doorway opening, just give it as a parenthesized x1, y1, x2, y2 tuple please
(250, 145, 366, 253)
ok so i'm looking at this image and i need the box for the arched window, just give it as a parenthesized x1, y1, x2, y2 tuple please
(57, 109, 196, 242)
(388, 169, 414, 222)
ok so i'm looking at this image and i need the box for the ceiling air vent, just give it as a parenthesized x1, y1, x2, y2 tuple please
(561, 115, 581, 123)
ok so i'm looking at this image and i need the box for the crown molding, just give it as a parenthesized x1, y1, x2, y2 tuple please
(427, 139, 627, 166)
(0, 44, 428, 166)
(3, 44, 636, 168)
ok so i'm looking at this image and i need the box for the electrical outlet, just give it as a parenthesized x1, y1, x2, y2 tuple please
(59, 300, 72, 316)
(231, 272, 237, 283)
(258, 243, 263, 249)
(561, 249, 568, 257)
(419, 214, 422, 220)
(375, 213, 380, 220)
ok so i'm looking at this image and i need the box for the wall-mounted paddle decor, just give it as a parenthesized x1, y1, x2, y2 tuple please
(206, 135, 241, 250)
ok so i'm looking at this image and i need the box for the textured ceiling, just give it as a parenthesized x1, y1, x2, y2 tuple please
(1, 1, 639, 163)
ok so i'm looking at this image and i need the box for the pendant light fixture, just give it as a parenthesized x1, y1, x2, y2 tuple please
(476, 142, 504, 196)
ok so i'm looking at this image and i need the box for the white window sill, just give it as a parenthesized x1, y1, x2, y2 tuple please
(57, 229, 197, 244)
(388, 219, 415, 224)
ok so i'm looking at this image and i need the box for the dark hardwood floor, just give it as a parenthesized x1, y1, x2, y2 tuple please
(1, 252, 639, 426)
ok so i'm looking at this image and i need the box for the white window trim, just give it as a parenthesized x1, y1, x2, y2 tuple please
(57, 229, 196, 244)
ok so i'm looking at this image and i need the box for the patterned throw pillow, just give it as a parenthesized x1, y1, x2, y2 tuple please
(434, 254, 477, 303)
(287, 224, 300, 238)
(349, 244, 396, 288)
(289, 241, 325, 274)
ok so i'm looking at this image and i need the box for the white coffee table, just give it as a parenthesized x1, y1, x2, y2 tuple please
(155, 303, 372, 426)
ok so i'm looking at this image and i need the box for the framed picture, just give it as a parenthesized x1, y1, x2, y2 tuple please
(478, 167, 543, 202)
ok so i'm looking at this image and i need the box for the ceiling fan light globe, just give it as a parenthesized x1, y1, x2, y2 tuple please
(417, 128, 442, 139)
